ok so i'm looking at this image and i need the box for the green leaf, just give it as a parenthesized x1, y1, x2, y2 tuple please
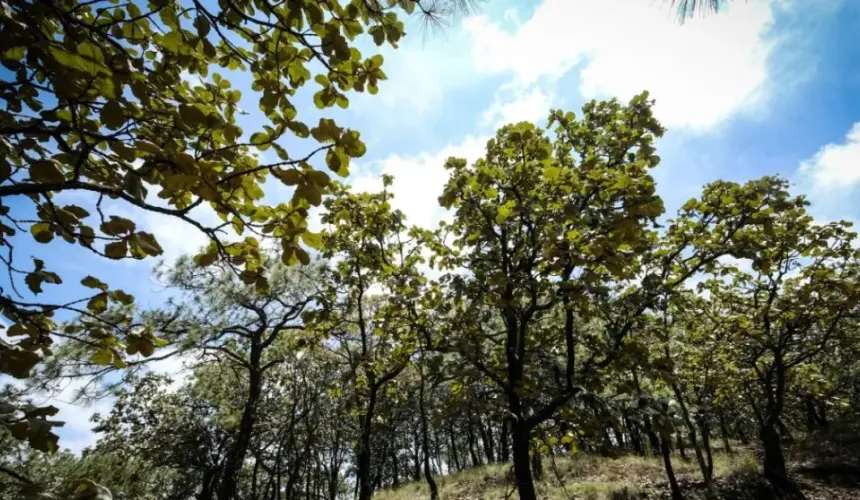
(87, 293, 109, 314)
(90, 348, 113, 366)
(49, 46, 111, 76)
(194, 251, 218, 267)
(29, 161, 65, 183)
(101, 216, 136, 235)
(0, 347, 40, 379)
(81, 276, 108, 291)
(300, 231, 323, 250)
(109, 289, 134, 305)
(250, 132, 268, 145)
(104, 240, 128, 259)
(134, 232, 163, 256)
(100, 100, 126, 130)
(495, 205, 512, 224)
(30, 222, 54, 243)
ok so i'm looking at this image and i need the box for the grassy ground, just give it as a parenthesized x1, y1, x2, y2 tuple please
(376, 439, 860, 499)
(376, 451, 758, 500)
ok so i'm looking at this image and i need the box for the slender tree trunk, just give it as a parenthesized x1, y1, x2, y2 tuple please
(777, 417, 794, 443)
(412, 427, 421, 481)
(530, 442, 543, 481)
(625, 416, 643, 454)
(251, 454, 261, 499)
(448, 426, 461, 471)
(644, 416, 661, 457)
(676, 431, 687, 460)
(660, 434, 684, 500)
(697, 414, 714, 480)
(718, 410, 733, 454)
(736, 422, 749, 445)
(479, 417, 496, 463)
(817, 399, 829, 431)
(418, 359, 440, 500)
(499, 419, 510, 462)
(391, 446, 400, 488)
(198, 468, 218, 500)
(671, 384, 711, 485)
(466, 416, 482, 467)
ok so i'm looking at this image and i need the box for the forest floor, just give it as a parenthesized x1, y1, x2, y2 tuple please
(375, 434, 860, 499)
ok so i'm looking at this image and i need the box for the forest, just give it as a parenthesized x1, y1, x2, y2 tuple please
(1, 0, 859, 499)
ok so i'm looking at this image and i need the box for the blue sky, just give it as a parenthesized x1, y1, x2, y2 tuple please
(6, 0, 860, 452)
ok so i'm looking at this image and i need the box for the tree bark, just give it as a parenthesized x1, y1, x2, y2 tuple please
(660, 434, 684, 500)
(356, 385, 378, 500)
(216, 361, 262, 500)
(697, 414, 714, 481)
(418, 360, 440, 500)
(511, 421, 538, 500)
(499, 419, 510, 462)
(718, 410, 733, 454)
(466, 416, 482, 467)
(448, 426, 461, 472)
(644, 416, 661, 457)
(671, 384, 712, 485)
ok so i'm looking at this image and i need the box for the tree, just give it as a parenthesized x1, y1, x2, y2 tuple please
(317, 178, 421, 500)
(0, 0, 434, 454)
(155, 258, 317, 499)
(434, 94, 667, 499)
(698, 191, 860, 493)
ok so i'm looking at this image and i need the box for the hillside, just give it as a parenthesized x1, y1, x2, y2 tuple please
(375, 438, 860, 500)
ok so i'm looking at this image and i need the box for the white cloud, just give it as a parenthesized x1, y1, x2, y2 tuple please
(350, 27, 476, 121)
(350, 136, 487, 229)
(465, 0, 779, 130)
(799, 121, 860, 189)
(481, 85, 555, 128)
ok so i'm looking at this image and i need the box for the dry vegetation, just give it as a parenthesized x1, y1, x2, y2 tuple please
(376, 436, 860, 500)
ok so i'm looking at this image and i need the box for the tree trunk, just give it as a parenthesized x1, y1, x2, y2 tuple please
(761, 424, 788, 486)
(390, 446, 400, 488)
(718, 410, 733, 454)
(356, 385, 378, 500)
(777, 417, 794, 443)
(479, 417, 496, 463)
(412, 426, 421, 481)
(671, 384, 712, 485)
(500, 419, 510, 462)
(216, 363, 263, 500)
(817, 399, 829, 431)
(448, 426, 461, 471)
(660, 434, 684, 500)
(644, 416, 661, 457)
(530, 443, 543, 481)
(676, 431, 687, 460)
(418, 361, 440, 500)
(625, 416, 643, 455)
(511, 421, 538, 500)
(466, 416, 482, 467)
(736, 422, 749, 445)
(697, 414, 714, 480)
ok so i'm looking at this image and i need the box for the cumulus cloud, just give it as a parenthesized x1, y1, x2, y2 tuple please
(799, 121, 860, 189)
(350, 136, 487, 229)
(481, 85, 555, 128)
(465, 0, 779, 130)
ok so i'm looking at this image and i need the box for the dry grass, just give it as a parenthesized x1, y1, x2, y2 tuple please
(374, 450, 761, 500)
